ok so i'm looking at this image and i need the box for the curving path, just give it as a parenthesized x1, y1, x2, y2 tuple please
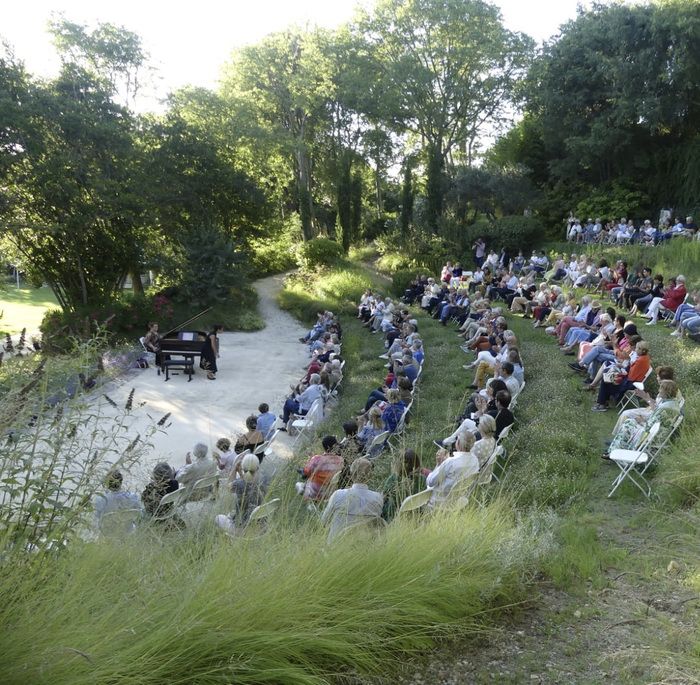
(102, 273, 309, 485)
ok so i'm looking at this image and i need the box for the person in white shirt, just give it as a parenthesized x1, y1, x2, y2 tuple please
(321, 458, 384, 542)
(426, 433, 479, 508)
(214, 437, 238, 477)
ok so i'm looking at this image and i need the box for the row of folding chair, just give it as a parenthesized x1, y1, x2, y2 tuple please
(395, 444, 505, 517)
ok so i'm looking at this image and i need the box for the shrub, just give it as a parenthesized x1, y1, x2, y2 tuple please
(391, 269, 432, 297)
(461, 215, 543, 254)
(248, 215, 301, 276)
(295, 237, 345, 271)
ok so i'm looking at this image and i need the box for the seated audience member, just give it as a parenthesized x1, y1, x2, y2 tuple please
(357, 406, 385, 446)
(141, 462, 184, 528)
(93, 470, 141, 529)
(381, 388, 407, 433)
(670, 290, 700, 338)
(493, 390, 515, 438)
(256, 403, 277, 439)
(497, 361, 520, 398)
(592, 340, 652, 412)
(613, 367, 681, 432)
(426, 432, 478, 507)
(280, 374, 326, 427)
(214, 438, 238, 476)
(321, 458, 384, 542)
(605, 380, 681, 457)
(235, 415, 265, 455)
(175, 442, 218, 490)
(645, 275, 687, 324)
(630, 274, 665, 315)
(295, 435, 344, 501)
(381, 449, 424, 521)
(472, 414, 497, 467)
(215, 453, 266, 532)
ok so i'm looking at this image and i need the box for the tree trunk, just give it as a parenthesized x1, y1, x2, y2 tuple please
(400, 162, 414, 237)
(337, 153, 353, 253)
(296, 140, 314, 241)
(426, 141, 445, 234)
(351, 170, 363, 243)
(131, 270, 144, 295)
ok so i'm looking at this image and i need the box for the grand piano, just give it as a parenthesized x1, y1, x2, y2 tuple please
(159, 330, 207, 381)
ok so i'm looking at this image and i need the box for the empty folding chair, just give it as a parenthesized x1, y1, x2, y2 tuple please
(608, 421, 661, 498)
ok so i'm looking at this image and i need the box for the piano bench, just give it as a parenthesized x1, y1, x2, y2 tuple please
(162, 359, 194, 382)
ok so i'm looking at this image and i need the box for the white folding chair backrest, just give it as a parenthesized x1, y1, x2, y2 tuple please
(366, 430, 390, 458)
(139, 336, 147, 351)
(247, 498, 281, 525)
(191, 473, 220, 491)
(478, 446, 504, 485)
(397, 488, 433, 516)
(100, 508, 141, 536)
(263, 429, 281, 457)
(154, 488, 186, 519)
(496, 424, 512, 445)
(443, 472, 479, 507)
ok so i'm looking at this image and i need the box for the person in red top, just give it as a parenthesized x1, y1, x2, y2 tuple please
(592, 341, 651, 411)
(295, 436, 344, 501)
(646, 275, 687, 324)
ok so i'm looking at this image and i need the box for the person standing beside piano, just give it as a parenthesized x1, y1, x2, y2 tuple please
(200, 324, 224, 380)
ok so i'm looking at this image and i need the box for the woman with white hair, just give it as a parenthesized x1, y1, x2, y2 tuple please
(215, 453, 266, 531)
(175, 442, 217, 490)
(645, 275, 688, 325)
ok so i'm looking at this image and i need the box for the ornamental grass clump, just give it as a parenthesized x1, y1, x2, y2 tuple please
(0, 502, 547, 685)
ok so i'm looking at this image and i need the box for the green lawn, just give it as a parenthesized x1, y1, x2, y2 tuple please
(0, 286, 59, 334)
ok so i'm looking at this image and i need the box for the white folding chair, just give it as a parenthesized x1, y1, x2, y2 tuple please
(509, 380, 525, 410)
(608, 422, 661, 498)
(261, 429, 281, 458)
(496, 424, 512, 446)
(365, 430, 391, 460)
(99, 507, 142, 537)
(617, 367, 653, 414)
(153, 487, 187, 521)
(478, 445, 504, 485)
(291, 398, 324, 444)
(247, 498, 281, 525)
(396, 488, 433, 517)
(185, 472, 220, 502)
(442, 472, 480, 509)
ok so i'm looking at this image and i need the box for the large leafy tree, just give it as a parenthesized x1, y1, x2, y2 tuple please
(507, 0, 700, 217)
(222, 30, 335, 241)
(356, 0, 534, 232)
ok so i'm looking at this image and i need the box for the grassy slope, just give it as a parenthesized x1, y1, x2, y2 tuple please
(390, 275, 700, 683)
(279, 253, 700, 682)
(0, 285, 58, 334)
(0, 262, 545, 685)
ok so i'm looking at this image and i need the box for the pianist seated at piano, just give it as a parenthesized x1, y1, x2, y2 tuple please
(280, 374, 327, 429)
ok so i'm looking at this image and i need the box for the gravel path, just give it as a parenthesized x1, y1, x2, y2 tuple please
(101, 273, 309, 486)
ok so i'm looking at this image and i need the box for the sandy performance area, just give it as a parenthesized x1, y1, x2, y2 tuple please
(98, 274, 311, 487)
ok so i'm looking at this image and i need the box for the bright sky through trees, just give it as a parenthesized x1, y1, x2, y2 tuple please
(3, 0, 585, 111)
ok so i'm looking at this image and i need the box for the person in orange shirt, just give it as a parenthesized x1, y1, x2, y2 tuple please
(295, 436, 344, 501)
(592, 341, 651, 412)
